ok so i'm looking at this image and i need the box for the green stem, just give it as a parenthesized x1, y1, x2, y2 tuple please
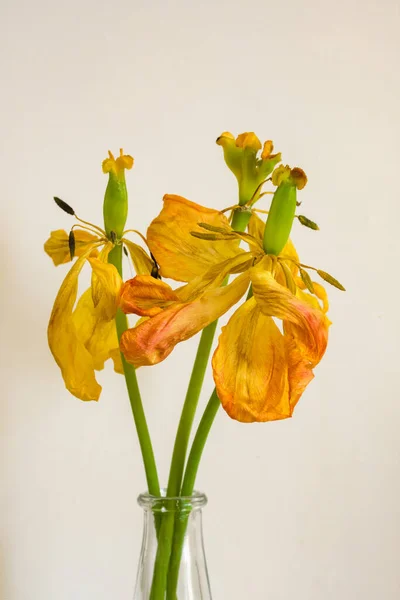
(149, 206, 251, 598)
(166, 286, 254, 597)
(231, 206, 252, 231)
(164, 389, 220, 598)
(167, 206, 250, 501)
(181, 388, 220, 496)
(109, 245, 161, 497)
(163, 208, 251, 598)
(166, 319, 219, 497)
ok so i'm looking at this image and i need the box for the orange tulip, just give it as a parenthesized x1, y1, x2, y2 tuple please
(120, 196, 332, 422)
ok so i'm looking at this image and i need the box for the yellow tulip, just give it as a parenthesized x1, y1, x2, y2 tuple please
(119, 196, 336, 422)
(44, 150, 156, 401)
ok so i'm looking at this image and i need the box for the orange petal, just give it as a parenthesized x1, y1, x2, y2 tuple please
(120, 275, 180, 317)
(176, 252, 254, 303)
(120, 272, 250, 367)
(212, 298, 291, 423)
(44, 229, 99, 266)
(250, 268, 329, 367)
(147, 195, 241, 281)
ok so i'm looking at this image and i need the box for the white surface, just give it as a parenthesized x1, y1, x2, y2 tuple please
(1, 0, 399, 598)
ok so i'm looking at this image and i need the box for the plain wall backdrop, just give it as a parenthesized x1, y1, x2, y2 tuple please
(1, 0, 399, 598)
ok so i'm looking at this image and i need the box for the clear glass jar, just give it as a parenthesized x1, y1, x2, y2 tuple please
(133, 491, 212, 600)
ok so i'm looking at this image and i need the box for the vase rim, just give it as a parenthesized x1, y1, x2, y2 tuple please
(137, 489, 207, 512)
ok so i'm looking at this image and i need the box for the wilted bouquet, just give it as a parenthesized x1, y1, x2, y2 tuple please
(44, 132, 343, 598)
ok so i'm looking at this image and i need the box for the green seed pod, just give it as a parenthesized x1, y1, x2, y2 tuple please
(102, 149, 134, 238)
(216, 132, 281, 206)
(263, 166, 307, 256)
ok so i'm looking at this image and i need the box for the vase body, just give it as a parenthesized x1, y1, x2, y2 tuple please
(134, 491, 212, 600)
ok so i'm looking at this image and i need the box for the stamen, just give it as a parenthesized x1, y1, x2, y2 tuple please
(71, 224, 106, 240)
(221, 204, 241, 214)
(74, 214, 106, 236)
(122, 229, 150, 248)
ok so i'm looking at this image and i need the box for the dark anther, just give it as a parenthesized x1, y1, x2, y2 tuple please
(54, 196, 75, 215)
(68, 230, 76, 260)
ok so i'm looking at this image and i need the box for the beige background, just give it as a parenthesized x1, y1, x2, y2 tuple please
(1, 0, 399, 598)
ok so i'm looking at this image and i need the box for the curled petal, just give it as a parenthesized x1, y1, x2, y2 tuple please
(250, 268, 329, 366)
(295, 279, 330, 314)
(72, 288, 123, 374)
(120, 272, 250, 367)
(44, 229, 99, 266)
(120, 275, 179, 316)
(212, 298, 291, 423)
(47, 251, 102, 401)
(147, 195, 241, 281)
(88, 257, 122, 321)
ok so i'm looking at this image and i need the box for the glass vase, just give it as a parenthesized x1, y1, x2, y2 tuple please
(133, 490, 212, 600)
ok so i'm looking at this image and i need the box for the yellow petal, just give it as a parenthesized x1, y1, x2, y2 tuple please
(120, 275, 179, 316)
(248, 213, 265, 244)
(176, 252, 254, 303)
(147, 195, 241, 281)
(295, 280, 330, 314)
(47, 251, 102, 401)
(120, 272, 250, 367)
(88, 257, 122, 321)
(250, 268, 329, 367)
(123, 239, 154, 275)
(72, 288, 122, 374)
(212, 297, 291, 423)
(44, 229, 99, 266)
(280, 239, 299, 275)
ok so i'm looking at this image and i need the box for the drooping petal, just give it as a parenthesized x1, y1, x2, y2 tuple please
(212, 298, 291, 423)
(147, 195, 241, 281)
(176, 252, 254, 303)
(120, 272, 250, 367)
(250, 267, 329, 366)
(44, 229, 99, 266)
(120, 275, 180, 317)
(47, 251, 102, 401)
(123, 239, 154, 275)
(72, 288, 123, 374)
(88, 256, 122, 321)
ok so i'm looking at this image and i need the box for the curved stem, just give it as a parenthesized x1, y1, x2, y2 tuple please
(166, 319, 219, 497)
(181, 388, 220, 495)
(108, 245, 160, 497)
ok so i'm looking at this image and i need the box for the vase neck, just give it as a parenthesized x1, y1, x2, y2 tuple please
(134, 491, 212, 600)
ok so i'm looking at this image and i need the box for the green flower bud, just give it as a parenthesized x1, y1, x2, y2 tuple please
(102, 149, 134, 238)
(263, 165, 307, 255)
